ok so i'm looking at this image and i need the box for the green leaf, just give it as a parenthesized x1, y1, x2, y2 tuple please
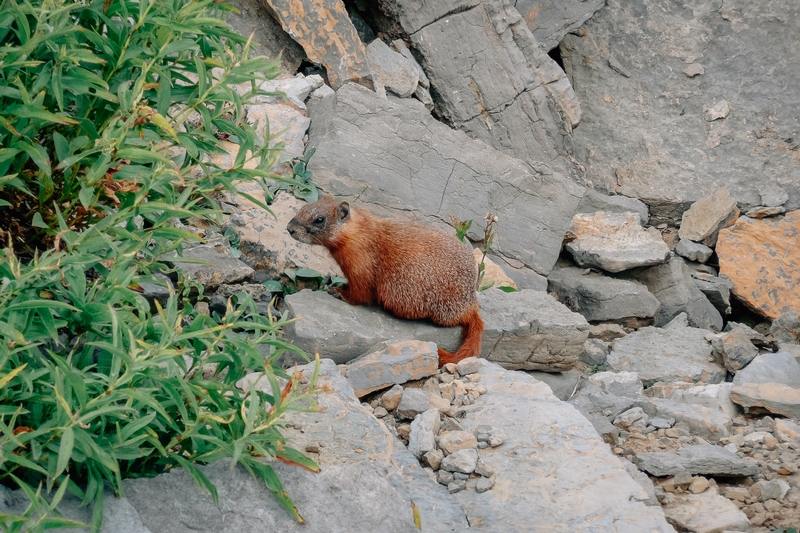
(56, 426, 75, 479)
(31, 212, 48, 228)
(262, 280, 283, 293)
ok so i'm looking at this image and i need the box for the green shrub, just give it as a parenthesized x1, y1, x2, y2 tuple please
(0, 0, 318, 531)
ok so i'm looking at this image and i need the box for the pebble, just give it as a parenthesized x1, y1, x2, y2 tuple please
(476, 477, 495, 493)
(447, 480, 467, 493)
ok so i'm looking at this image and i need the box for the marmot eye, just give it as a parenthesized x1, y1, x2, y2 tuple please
(313, 216, 325, 224)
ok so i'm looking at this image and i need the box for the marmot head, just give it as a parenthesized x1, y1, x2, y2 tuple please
(287, 194, 351, 246)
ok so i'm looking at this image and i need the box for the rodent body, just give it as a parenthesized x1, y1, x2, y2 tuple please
(287, 194, 483, 365)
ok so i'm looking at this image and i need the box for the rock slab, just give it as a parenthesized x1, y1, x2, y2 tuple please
(634, 445, 758, 477)
(716, 210, 800, 319)
(345, 341, 439, 397)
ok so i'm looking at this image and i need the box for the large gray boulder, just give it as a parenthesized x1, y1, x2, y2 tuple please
(634, 445, 758, 477)
(515, 0, 606, 52)
(283, 288, 589, 371)
(307, 82, 584, 278)
(452, 360, 676, 532)
(548, 267, 661, 322)
(561, 0, 800, 224)
(376, 0, 581, 180)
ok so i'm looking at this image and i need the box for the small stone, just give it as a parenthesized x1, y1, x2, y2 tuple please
(381, 384, 404, 411)
(589, 323, 628, 342)
(676, 239, 713, 263)
(408, 409, 440, 459)
(441, 448, 479, 474)
(424, 449, 443, 470)
(437, 470, 454, 485)
(455, 357, 480, 377)
(488, 435, 504, 447)
(725, 487, 749, 501)
(746, 206, 786, 218)
(396, 424, 411, 440)
(396, 388, 430, 419)
(705, 99, 730, 121)
(683, 63, 704, 77)
(438, 430, 479, 455)
(474, 459, 494, 478)
(439, 373, 455, 384)
(673, 471, 693, 487)
(442, 363, 457, 374)
(373, 406, 388, 418)
(475, 477, 495, 493)
(650, 417, 675, 429)
(447, 480, 467, 493)
(688, 477, 710, 494)
(305, 442, 320, 453)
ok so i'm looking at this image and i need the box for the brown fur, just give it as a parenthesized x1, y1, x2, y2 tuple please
(287, 194, 483, 365)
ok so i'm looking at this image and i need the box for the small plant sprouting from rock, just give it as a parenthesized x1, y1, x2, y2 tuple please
(274, 148, 318, 202)
(451, 212, 513, 292)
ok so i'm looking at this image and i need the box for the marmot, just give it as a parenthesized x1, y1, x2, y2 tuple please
(287, 194, 483, 365)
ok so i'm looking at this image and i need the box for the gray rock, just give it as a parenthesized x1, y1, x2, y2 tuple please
(588, 371, 644, 397)
(732, 352, 800, 386)
(561, 0, 800, 223)
(636, 398, 732, 441)
(588, 323, 628, 342)
(590, 416, 621, 446)
(675, 240, 713, 263)
(619, 457, 660, 506)
(678, 188, 739, 247)
(710, 330, 758, 373)
(631, 255, 723, 331)
(745, 205, 786, 218)
(575, 189, 650, 224)
(452, 360, 675, 531)
(437, 431, 479, 455)
(548, 267, 661, 321)
(669, 383, 739, 420)
(366, 39, 419, 98)
(607, 327, 726, 387)
(307, 82, 584, 278)
(173, 240, 254, 290)
(565, 212, 670, 273)
(579, 338, 609, 367)
(650, 417, 675, 430)
(282, 289, 461, 364)
(614, 407, 649, 430)
(760, 184, 790, 207)
(440, 449, 479, 474)
(479, 288, 589, 371)
(455, 357, 480, 377)
(770, 310, 800, 344)
(662, 312, 689, 330)
(344, 341, 439, 397)
(396, 388, 431, 419)
(569, 384, 636, 421)
(663, 490, 750, 533)
(408, 409, 441, 459)
(139, 273, 173, 310)
(526, 369, 583, 401)
(730, 383, 800, 418)
(396, 0, 581, 179)
(475, 477, 496, 493)
(515, 0, 605, 52)
(690, 272, 734, 316)
(755, 479, 791, 501)
(634, 445, 758, 477)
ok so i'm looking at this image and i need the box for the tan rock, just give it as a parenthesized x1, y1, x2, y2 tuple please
(472, 248, 517, 290)
(264, 0, 372, 90)
(230, 192, 343, 280)
(730, 382, 800, 418)
(678, 187, 739, 246)
(437, 430, 479, 455)
(345, 341, 439, 397)
(689, 477, 710, 494)
(775, 418, 800, 442)
(716, 210, 800, 319)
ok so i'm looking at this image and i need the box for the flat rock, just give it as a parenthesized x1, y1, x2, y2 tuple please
(525, 369, 583, 401)
(730, 383, 800, 418)
(450, 359, 675, 532)
(565, 212, 670, 273)
(408, 408, 440, 459)
(634, 398, 732, 441)
(716, 211, 800, 319)
(669, 383, 739, 420)
(265, 0, 372, 89)
(574, 188, 650, 224)
(711, 330, 758, 373)
(771, 310, 800, 344)
(678, 187, 739, 247)
(560, 0, 800, 224)
(732, 352, 800, 387)
(663, 490, 751, 533)
(173, 240, 254, 290)
(607, 326, 726, 387)
(345, 341, 439, 397)
(761, 184, 790, 207)
(548, 267, 661, 321)
(282, 289, 461, 364)
(479, 288, 589, 371)
(631, 255, 723, 331)
(307, 82, 584, 278)
(634, 445, 758, 477)
(396, 388, 431, 419)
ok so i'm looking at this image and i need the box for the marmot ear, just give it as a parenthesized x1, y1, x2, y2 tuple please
(337, 201, 350, 221)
